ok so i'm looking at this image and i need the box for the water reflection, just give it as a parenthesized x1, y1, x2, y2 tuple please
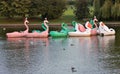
(98, 36, 115, 49)
(64, 36, 116, 74)
(7, 37, 49, 47)
(7, 37, 49, 59)
(0, 35, 119, 74)
(2, 38, 49, 74)
(97, 36, 120, 70)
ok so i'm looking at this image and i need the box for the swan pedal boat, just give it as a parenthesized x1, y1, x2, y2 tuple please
(6, 18, 49, 38)
(25, 23, 49, 38)
(97, 22, 115, 36)
(50, 23, 74, 37)
(68, 21, 91, 37)
(85, 21, 98, 36)
(6, 18, 29, 38)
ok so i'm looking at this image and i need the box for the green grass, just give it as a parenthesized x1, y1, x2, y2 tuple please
(49, 5, 76, 24)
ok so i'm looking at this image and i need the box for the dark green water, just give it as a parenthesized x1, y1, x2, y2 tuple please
(0, 27, 120, 74)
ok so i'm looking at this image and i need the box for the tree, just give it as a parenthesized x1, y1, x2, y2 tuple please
(93, 0, 101, 19)
(88, 0, 94, 6)
(0, 0, 15, 18)
(99, 0, 105, 7)
(13, 0, 31, 17)
(0, 0, 31, 18)
(39, 0, 66, 19)
(111, 0, 120, 20)
(100, 0, 113, 20)
(0, 0, 66, 19)
(74, 0, 89, 20)
(88, 6, 94, 18)
(28, 0, 42, 17)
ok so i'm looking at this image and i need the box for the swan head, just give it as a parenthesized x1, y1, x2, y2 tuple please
(44, 18, 49, 24)
(24, 18, 29, 24)
(93, 16, 98, 22)
(72, 21, 77, 27)
(85, 21, 92, 29)
(93, 16, 98, 25)
(99, 22, 105, 26)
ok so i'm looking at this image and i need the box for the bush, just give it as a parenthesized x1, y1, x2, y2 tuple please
(40, 0, 66, 20)
(0, 0, 66, 20)
(74, 0, 89, 20)
(67, 0, 76, 5)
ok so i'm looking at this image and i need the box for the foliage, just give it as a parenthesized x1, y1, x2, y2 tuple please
(0, 0, 14, 18)
(0, 0, 66, 19)
(99, 0, 105, 7)
(0, 5, 74, 24)
(74, 0, 89, 20)
(67, 0, 76, 5)
(88, 6, 94, 18)
(40, 0, 66, 20)
(88, 0, 94, 5)
(100, 0, 113, 20)
(111, 0, 120, 20)
(93, 0, 120, 20)
(93, 0, 101, 19)
(28, 0, 41, 17)
(0, 0, 31, 18)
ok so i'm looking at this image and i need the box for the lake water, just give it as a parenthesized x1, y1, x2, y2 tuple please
(0, 27, 120, 74)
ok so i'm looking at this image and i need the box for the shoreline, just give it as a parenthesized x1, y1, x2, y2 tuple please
(0, 22, 120, 29)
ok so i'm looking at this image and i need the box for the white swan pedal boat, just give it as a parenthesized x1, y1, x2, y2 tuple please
(68, 23, 91, 37)
(97, 22, 115, 36)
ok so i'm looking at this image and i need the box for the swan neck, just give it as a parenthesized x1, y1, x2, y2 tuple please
(24, 22, 29, 32)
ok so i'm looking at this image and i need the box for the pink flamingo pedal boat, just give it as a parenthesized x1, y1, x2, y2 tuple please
(6, 18, 29, 38)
